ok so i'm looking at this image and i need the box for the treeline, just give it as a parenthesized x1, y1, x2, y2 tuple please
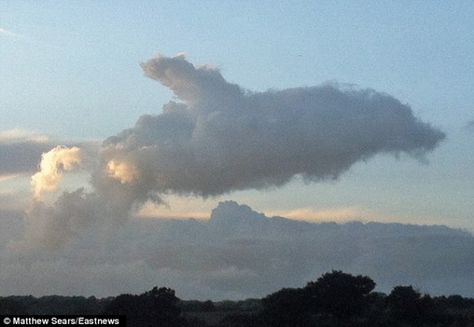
(1, 271, 474, 326)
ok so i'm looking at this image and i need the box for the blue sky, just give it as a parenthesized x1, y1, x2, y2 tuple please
(1, 1, 474, 230)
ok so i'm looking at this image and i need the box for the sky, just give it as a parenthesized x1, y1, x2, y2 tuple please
(1, 0, 474, 232)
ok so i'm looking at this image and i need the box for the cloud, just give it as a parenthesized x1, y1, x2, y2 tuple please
(4, 54, 462, 299)
(267, 207, 377, 222)
(21, 189, 102, 250)
(0, 129, 49, 143)
(0, 191, 28, 212)
(1, 135, 99, 250)
(0, 129, 53, 176)
(31, 146, 82, 200)
(0, 129, 98, 180)
(0, 28, 21, 38)
(21, 53, 446, 248)
(0, 174, 19, 183)
(3, 202, 474, 299)
(101, 54, 444, 201)
(137, 201, 210, 220)
(139, 202, 474, 299)
(106, 160, 139, 184)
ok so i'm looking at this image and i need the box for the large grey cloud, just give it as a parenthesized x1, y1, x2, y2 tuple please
(3, 202, 474, 299)
(100, 54, 445, 200)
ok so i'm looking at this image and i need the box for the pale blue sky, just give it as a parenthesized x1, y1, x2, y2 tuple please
(1, 1, 473, 229)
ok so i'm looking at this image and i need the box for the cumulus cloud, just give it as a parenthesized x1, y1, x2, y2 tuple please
(106, 160, 139, 184)
(31, 146, 82, 200)
(22, 189, 102, 250)
(101, 54, 445, 201)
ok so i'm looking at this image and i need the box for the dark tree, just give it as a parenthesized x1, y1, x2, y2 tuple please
(0, 297, 29, 314)
(386, 285, 436, 323)
(305, 270, 376, 318)
(103, 287, 185, 327)
(261, 288, 311, 327)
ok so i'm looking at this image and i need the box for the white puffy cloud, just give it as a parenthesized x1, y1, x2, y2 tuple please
(31, 146, 82, 200)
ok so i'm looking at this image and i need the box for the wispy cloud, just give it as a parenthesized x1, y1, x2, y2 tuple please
(136, 199, 211, 220)
(0, 26, 62, 50)
(267, 206, 377, 222)
(0, 174, 20, 183)
(0, 27, 22, 39)
(0, 129, 49, 144)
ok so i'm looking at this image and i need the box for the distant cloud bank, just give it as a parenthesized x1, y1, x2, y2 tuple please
(1, 201, 473, 299)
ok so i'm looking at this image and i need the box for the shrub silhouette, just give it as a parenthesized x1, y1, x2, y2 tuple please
(261, 287, 311, 327)
(103, 287, 184, 327)
(305, 270, 376, 318)
(386, 285, 436, 323)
